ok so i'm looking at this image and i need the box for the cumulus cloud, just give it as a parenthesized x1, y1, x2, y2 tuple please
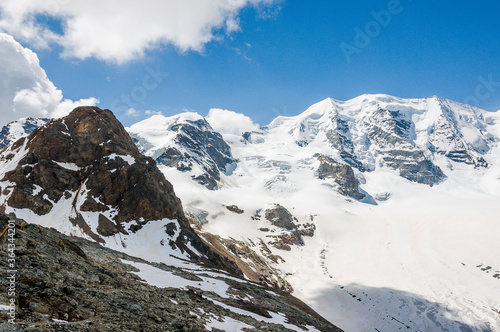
(0, 33, 97, 127)
(206, 108, 259, 135)
(0, 0, 279, 64)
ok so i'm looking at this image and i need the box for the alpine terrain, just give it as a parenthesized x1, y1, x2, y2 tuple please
(0, 106, 339, 331)
(129, 94, 500, 331)
(1, 94, 499, 331)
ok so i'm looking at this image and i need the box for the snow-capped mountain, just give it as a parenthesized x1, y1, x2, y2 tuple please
(128, 113, 236, 190)
(245, 95, 492, 187)
(0, 117, 50, 149)
(0, 107, 241, 275)
(135, 94, 500, 331)
(1, 95, 499, 331)
(0, 107, 338, 331)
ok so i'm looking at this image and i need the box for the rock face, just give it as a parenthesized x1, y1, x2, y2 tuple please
(0, 117, 50, 149)
(196, 231, 293, 293)
(128, 113, 236, 190)
(0, 213, 341, 331)
(429, 105, 489, 168)
(363, 107, 445, 185)
(263, 204, 315, 251)
(315, 153, 365, 200)
(265, 204, 298, 231)
(0, 107, 240, 275)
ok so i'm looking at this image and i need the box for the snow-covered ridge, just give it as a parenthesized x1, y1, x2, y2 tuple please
(261, 95, 494, 176)
(146, 94, 500, 331)
(127, 112, 236, 190)
(0, 117, 51, 149)
(1, 96, 499, 331)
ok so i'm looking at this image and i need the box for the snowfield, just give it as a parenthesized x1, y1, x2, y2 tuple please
(148, 95, 500, 331)
(2, 94, 499, 331)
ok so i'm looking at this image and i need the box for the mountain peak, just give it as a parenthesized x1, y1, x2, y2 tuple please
(0, 116, 51, 149)
(129, 112, 235, 190)
(0, 106, 243, 275)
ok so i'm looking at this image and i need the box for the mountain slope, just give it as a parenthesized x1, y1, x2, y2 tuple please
(0, 212, 340, 331)
(0, 117, 50, 149)
(0, 106, 240, 275)
(128, 113, 236, 190)
(147, 95, 500, 331)
(1, 95, 499, 331)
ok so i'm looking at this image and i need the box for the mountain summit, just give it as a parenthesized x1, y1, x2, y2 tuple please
(128, 113, 236, 190)
(0, 106, 240, 274)
(1, 95, 499, 331)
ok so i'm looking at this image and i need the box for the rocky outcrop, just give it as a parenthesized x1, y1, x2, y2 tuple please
(430, 110, 488, 168)
(129, 114, 236, 190)
(264, 204, 315, 251)
(325, 111, 365, 171)
(195, 231, 293, 293)
(225, 204, 244, 214)
(364, 108, 445, 186)
(0, 213, 341, 331)
(265, 204, 298, 231)
(315, 154, 365, 200)
(0, 107, 241, 276)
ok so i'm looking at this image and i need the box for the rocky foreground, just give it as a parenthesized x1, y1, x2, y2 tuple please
(0, 212, 341, 331)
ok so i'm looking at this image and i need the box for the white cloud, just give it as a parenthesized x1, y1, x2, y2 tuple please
(0, 0, 279, 64)
(126, 108, 139, 117)
(0, 33, 98, 127)
(206, 108, 259, 135)
(145, 110, 162, 116)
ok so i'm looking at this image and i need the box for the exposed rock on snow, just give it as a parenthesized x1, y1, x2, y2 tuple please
(0, 213, 340, 331)
(225, 204, 244, 214)
(315, 153, 365, 200)
(0, 107, 242, 277)
(0, 117, 51, 149)
(128, 113, 236, 190)
(265, 204, 298, 231)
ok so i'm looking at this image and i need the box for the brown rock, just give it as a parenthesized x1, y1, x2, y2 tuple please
(0, 106, 242, 277)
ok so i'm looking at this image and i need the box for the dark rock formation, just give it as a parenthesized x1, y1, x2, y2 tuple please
(226, 204, 244, 214)
(315, 154, 365, 200)
(0, 107, 241, 276)
(264, 204, 297, 231)
(264, 205, 314, 251)
(268, 232, 304, 251)
(365, 108, 445, 186)
(130, 116, 236, 190)
(326, 111, 365, 171)
(0, 213, 341, 331)
(297, 223, 316, 237)
(431, 110, 489, 168)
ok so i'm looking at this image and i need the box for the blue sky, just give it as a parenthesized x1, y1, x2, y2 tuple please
(2, 0, 500, 127)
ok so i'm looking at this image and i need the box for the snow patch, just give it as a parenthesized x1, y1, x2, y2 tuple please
(107, 153, 135, 165)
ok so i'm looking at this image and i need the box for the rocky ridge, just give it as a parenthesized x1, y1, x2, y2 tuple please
(0, 107, 306, 294)
(128, 113, 236, 190)
(0, 117, 50, 149)
(0, 212, 341, 331)
(0, 107, 240, 276)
